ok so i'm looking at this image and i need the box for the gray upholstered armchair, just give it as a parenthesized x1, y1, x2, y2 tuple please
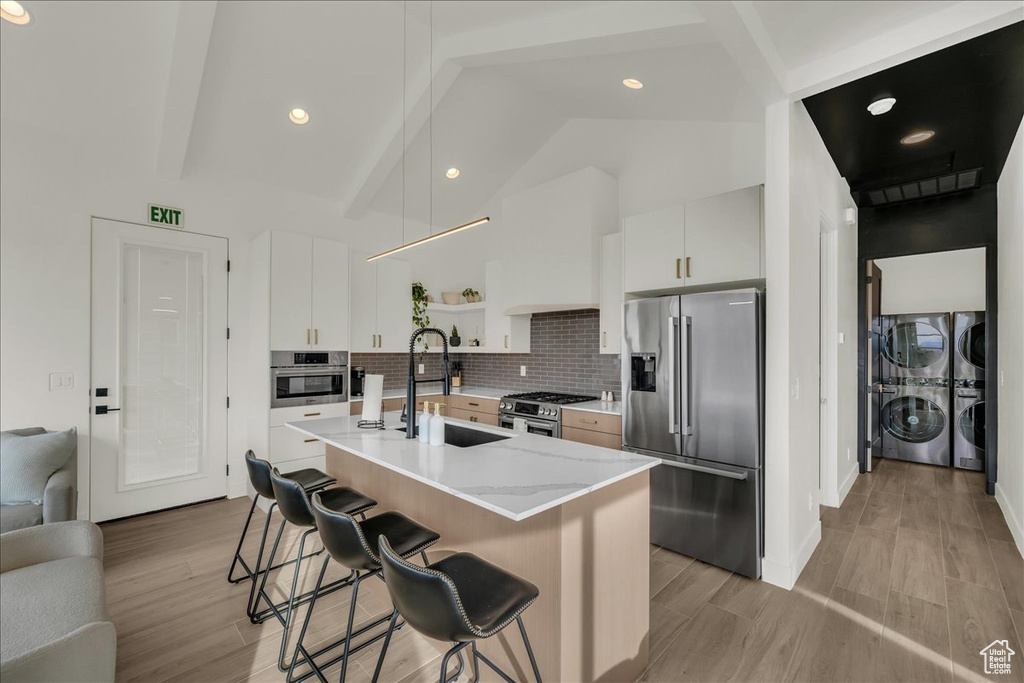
(0, 427, 78, 534)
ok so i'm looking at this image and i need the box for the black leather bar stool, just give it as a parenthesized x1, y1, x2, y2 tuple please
(254, 469, 377, 672)
(285, 493, 441, 683)
(228, 451, 337, 620)
(374, 537, 543, 683)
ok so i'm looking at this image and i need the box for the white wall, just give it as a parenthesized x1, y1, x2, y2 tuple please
(0, 121, 395, 517)
(997, 121, 1024, 553)
(761, 100, 858, 590)
(875, 249, 986, 315)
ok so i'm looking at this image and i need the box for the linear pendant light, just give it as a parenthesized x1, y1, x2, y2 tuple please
(366, 0, 489, 262)
(367, 216, 490, 261)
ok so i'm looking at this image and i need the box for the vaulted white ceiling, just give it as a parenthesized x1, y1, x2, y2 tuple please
(2, 0, 1018, 233)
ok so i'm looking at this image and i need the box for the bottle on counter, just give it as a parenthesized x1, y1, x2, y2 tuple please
(418, 401, 431, 443)
(429, 403, 446, 446)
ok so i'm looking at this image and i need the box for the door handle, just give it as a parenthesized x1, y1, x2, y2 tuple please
(680, 315, 692, 436)
(307, 328, 311, 345)
(504, 334, 509, 349)
(95, 406, 120, 415)
(668, 316, 677, 435)
(377, 334, 382, 348)
(676, 258, 681, 279)
(303, 412, 321, 417)
(685, 256, 692, 278)
(372, 334, 377, 348)
(314, 329, 319, 345)
(303, 438, 318, 443)
(602, 330, 607, 348)
(659, 458, 748, 481)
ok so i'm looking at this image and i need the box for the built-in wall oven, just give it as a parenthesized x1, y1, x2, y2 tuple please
(270, 351, 348, 408)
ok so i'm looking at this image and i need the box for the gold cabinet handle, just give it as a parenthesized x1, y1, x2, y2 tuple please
(377, 334, 382, 348)
(314, 329, 319, 345)
(470, 415, 478, 422)
(580, 418, 598, 425)
(504, 334, 509, 349)
(307, 328, 311, 345)
(303, 412, 321, 417)
(468, 402, 480, 407)
(602, 330, 607, 348)
(685, 256, 692, 278)
(676, 258, 681, 279)
(303, 438, 318, 443)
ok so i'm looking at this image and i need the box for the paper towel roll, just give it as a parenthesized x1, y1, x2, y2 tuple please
(360, 374, 385, 423)
(513, 417, 529, 433)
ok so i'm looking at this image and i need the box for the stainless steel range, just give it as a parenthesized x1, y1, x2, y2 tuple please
(498, 392, 598, 438)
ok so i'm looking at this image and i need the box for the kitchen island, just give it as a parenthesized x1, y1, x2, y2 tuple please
(287, 413, 657, 682)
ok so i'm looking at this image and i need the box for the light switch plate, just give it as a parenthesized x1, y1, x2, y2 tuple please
(418, 363, 424, 375)
(520, 365, 527, 377)
(838, 332, 846, 344)
(49, 372, 74, 391)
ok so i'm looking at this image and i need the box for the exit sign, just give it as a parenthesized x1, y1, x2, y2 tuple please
(148, 204, 183, 228)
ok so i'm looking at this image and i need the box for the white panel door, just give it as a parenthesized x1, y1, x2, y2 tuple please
(683, 185, 762, 286)
(311, 238, 349, 350)
(622, 204, 685, 293)
(270, 232, 313, 350)
(600, 233, 623, 355)
(376, 257, 411, 352)
(349, 252, 378, 352)
(90, 218, 228, 522)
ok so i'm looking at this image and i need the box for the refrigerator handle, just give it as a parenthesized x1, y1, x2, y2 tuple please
(668, 316, 678, 435)
(680, 315, 692, 436)
(658, 458, 748, 481)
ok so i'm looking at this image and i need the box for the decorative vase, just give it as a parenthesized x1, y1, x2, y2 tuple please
(450, 335, 461, 347)
(442, 291, 461, 305)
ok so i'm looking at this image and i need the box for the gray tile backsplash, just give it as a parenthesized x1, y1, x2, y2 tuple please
(352, 309, 620, 398)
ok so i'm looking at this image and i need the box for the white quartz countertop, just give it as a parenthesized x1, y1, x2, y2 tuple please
(356, 386, 622, 415)
(286, 413, 654, 521)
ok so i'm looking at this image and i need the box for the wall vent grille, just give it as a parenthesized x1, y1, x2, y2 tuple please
(864, 168, 982, 206)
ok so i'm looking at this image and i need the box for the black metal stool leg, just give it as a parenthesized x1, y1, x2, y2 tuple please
(286, 555, 331, 683)
(277, 528, 318, 671)
(250, 516, 286, 621)
(337, 571, 363, 683)
(468, 642, 480, 683)
(370, 610, 400, 683)
(517, 616, 542, 683)
(438, 642, 471, 683)
(227, 495, 260, 584)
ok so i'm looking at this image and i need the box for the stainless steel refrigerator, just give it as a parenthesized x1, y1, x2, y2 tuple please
(622, 289, 764, 578)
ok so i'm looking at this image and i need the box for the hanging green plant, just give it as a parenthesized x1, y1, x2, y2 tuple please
(412, 282, 430, 350)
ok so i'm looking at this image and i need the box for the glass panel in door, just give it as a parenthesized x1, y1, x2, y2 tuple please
(958, 402, 985, 449)
(958, 323, 986, 369)
(882, 396, 945, 443)
(121, 243, 206, 488)
(883, 322, 945, 369)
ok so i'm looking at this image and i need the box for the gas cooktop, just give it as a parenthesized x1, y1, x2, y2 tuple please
(502, 392, 599, 405)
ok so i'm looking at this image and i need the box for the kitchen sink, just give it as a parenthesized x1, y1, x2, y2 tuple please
(395, 423, 512, 448)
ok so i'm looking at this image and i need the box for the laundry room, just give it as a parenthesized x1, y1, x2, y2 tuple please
(870, 247, 988, 472)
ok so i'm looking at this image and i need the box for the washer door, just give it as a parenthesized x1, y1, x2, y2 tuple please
(958, 322, 986, 370)
(957, 401, 985, 451)
(882, 396, 946, 443)
(883, 322, 945, 369)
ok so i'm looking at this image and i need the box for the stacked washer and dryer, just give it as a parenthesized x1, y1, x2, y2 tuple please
(878, 311, 986, 470)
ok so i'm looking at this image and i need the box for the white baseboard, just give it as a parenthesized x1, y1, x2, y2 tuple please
(762, 521, 822, 591)
(838, 464, 859, 504)
(995, 483, 1024, 556)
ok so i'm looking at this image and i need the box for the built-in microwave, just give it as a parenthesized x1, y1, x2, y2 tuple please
(270, 351, 348, 409)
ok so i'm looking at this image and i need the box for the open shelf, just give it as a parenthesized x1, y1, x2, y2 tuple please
(428, 301, 486, 313)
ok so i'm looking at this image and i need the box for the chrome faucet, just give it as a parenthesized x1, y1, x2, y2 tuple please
(405, 328, 450, 438)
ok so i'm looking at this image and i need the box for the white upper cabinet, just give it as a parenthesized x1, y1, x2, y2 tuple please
(376, 257, 412, 352)
(349, 253, 377, 352)
(622, 204, 685, 294)
(269, 232, 350, 351)
(622, 185, 763, 294)
(599, 233, 623, 355)
(311, 238, 349, 349)
(683, 185, 762, 286)
(484, 261, 530, 352)
(348, 252, 411, 352)
(500, 167, 618, 315)
(270, 232, 313, 350)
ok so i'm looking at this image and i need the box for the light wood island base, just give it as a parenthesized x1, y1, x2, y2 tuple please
(326, 444, 651, 682)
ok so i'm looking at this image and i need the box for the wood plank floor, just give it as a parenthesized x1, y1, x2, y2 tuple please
(102, 459, 1022, 682)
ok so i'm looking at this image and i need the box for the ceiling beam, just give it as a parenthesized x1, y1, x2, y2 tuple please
(788, 0, 1024, 100)
(693, 1, 788, 104)
(155, 1, 217, 179)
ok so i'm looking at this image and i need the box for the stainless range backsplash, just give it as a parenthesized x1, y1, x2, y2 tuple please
(351, 309, 620, 397)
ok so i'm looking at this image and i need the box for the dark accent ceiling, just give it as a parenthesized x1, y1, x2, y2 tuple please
(803, 21, 1024, 207)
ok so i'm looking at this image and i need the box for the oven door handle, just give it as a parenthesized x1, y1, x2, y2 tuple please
(500, 416, 556, 432)
(273, 367, 346, 377)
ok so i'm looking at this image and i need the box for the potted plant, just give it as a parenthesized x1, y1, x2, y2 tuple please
(450, 325, 461, 347)
(412, 282, 430, 350)
(461, 287, 481, 303)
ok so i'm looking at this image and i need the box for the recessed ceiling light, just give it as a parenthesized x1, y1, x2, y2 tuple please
(288, 108, 309, 125)
(0, 1, 31, 25)
(445, 168, 460, 180)
(900, 130, 935, 145)
(622, 78, 643, 90)
(867, 97, 896, 116)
